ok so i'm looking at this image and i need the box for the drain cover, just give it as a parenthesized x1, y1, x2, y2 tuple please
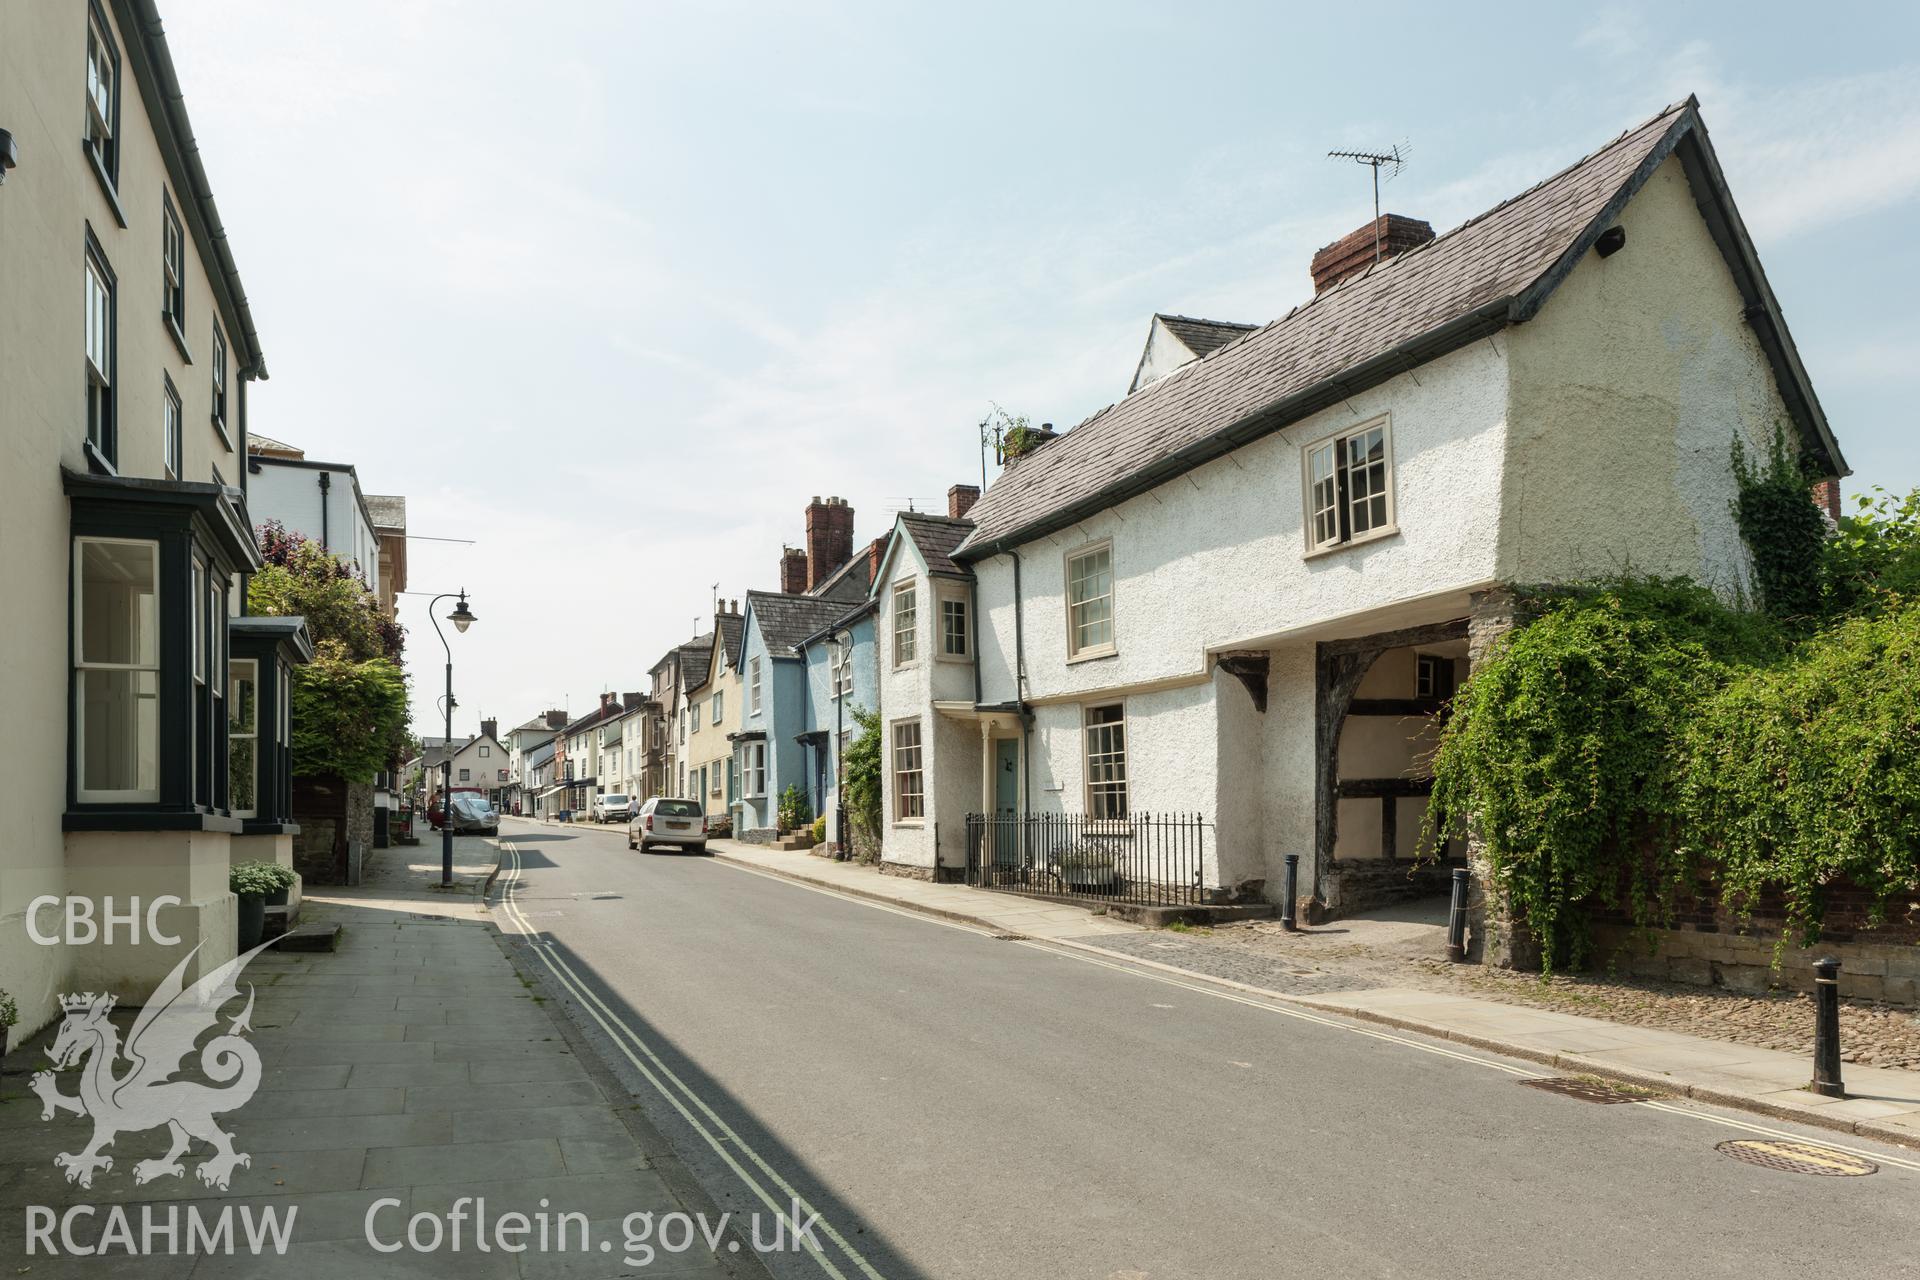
(989, 932, 1029, 941)
(1520, 1077, 1643, 1104)
(1716, 1140, 1877, 1177)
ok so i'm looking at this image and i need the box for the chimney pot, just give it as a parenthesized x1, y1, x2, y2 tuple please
(1310, 214, 1435, 294)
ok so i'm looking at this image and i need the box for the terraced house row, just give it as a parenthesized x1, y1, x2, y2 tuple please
(507, 97, 1847, 940)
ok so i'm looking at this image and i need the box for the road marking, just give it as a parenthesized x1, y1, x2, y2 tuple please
(493, 841, 886, 1280)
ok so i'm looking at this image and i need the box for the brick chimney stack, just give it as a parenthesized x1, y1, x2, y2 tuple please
(1810, 478, 1842, 524)
(544, 709, 568, 729)
(480, 717, 497, 742)
(867, 536, 887, 588)
(599, 692, 616, 710)
(780, 546, 808, 595)
(805, 495, 855, 591)
(1310, 214, 1435, 294)
(947, 484, 980, 520)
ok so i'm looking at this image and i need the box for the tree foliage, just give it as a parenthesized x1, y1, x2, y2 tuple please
(841, 706, 884, 857)
(248, 522, 410, 781)
(1429, 442, 1920, 969)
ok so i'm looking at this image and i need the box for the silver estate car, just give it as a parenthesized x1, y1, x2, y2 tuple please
(628, 797, 707, 853)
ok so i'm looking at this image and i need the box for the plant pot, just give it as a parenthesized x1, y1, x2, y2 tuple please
(266, 886, 290, 907)
(236, 893, 267, 950)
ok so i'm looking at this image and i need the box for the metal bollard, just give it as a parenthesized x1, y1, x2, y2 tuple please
(1812, 957, 1845, 1098)
(1446, 868, 1471, 962)
(1280, 854, 1300, 932)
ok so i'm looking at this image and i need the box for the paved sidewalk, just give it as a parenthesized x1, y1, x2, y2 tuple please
(703, 836, 1920, 1152)
(0, 838, 756, 1278)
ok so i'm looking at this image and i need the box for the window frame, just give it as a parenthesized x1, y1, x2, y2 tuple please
(938, 592, 970, 660)
(744, 741, 767, 797)
(711, 689, 724, 724)
(210, 323, 230, 446)
(1082, 702, 1129, 821)
(749, 656, 762, 717)
(892, 579, 918, 667)
(72, 536, 162, 804)
(1301, 414, 1398, 555)
(83, 231, 118, 470)
(162, 374, 183, 480)
(228, 657, 258, 819)
(84, 1, 123, 199)
(890, 718, 925, 824)
(161, 192, 189, 351)
(1064, 540, 1116, 662)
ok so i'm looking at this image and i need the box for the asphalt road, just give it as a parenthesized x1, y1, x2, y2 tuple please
(490, 818, 1920, 1280)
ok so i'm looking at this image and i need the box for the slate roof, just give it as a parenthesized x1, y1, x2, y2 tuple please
(899, 513, 974, 579)
(245, 431, 303, 458)
(954, 97, 1843, 559)
(528, 740, 556, 767)
(1159, 314, 1257, 359)
(365, 494, 406, 531)
(808, 550, 872, 603)
(718, 613, 746, 667)
(746, 591, 855, 657)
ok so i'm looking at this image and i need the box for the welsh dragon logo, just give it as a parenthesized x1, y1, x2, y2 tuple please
(30, 942, 271, 1190)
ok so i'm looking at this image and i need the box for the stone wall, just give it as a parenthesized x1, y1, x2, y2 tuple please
(292, 775, 374, 885)
(1589, 877, 1920, 1006)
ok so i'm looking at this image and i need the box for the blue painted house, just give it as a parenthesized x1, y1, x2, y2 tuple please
(733, 589, 863, 841)
(797, 600, 879, 849)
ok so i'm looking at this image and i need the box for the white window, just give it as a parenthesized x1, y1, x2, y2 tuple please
(892, 720, 924, 821)
(479, 744, 490, 757)
(85, 246, 114, 459)
(829, 639, 854, 698)
(892, 581, 917, 666)
(229, 659, 258, 818)
(74, 538, 160, 802)
(85, 6, 118, 180)
(162, 376, 182, 480)
(744, 742, 767, 796)
(691, 701, 702, 730)
(459, 768, 471, 782)
(711, 690, 724, 723)
(749, 657, 762, 716)
(1066, 542, 1114, 659)
(211, 325, 229, 442)
(162, 196, 185, 333)
(940, 596, 969, 658)
(1305, 418, 1394, 552)
(1084, 703, 1128, 820)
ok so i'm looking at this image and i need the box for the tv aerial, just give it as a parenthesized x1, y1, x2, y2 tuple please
(1327, 142, 1411, 262)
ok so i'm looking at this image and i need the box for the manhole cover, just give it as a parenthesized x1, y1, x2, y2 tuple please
(1520, 1077, 1643, 1104)
(1716, 1140, 1877, 1177)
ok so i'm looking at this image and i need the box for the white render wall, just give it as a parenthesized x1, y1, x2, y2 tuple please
(973, 336, 1510, 708)
(248, 460, 381, 592)
(1500, 153, 1786, 594)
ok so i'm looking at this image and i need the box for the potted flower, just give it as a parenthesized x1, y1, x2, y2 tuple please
(230, 861, 285, 949)
(260, 861, 298, 907)
(0, 989, 17, 1071)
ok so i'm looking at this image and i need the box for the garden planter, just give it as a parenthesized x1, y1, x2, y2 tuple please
(236, 893, 267, 950)
(266, 886, 291, 907)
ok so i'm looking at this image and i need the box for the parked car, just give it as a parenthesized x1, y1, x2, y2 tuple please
(628, 798, 707, 853)
(592, 793, 635, 823)
(446, 794, 499, 835)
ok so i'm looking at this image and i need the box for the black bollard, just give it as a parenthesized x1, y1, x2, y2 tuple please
(1280, 854, 1300, 931)
(1812, 957, 1845, 1098)
(1446, 867, 1470, 962)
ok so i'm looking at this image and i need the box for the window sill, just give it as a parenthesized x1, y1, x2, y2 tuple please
(892, 819, 926, 829)
(164, 313, 194, 364)
(1066, 646, 1118, 666)
(83, 439, 117, 476)
(84, 143, 127, 228)
(212, 414, 233, 453)
(936, 652, 971, 664)
(1303, 524, 1401, 560)
(241, 819, 302, 836)
(65, 809, 243, 834)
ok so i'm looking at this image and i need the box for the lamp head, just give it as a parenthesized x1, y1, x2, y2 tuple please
(447, 591, 476, 633)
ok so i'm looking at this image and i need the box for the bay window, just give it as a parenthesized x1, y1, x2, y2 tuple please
(74, 538, 160, 803)
(229, 659, 258, 818)
(744, 742, 767, 797)
(940, 595, 969, 658)
(893, 581, 918, 666)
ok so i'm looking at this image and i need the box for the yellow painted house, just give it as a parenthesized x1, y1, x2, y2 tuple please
(680, 603, 745, 825)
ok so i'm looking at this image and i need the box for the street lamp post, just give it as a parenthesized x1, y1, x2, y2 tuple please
(832, 629, 850, 861)
(429, 590, 477, 887)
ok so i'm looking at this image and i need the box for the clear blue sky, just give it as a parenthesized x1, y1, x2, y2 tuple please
(163, 1, 1920, 737)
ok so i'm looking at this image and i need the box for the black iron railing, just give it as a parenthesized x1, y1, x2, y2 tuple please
(963, 812, 1211, 908)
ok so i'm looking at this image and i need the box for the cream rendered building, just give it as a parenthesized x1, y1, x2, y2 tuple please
(680, 604, 745, 825)
(1, 0, 310, 1034)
